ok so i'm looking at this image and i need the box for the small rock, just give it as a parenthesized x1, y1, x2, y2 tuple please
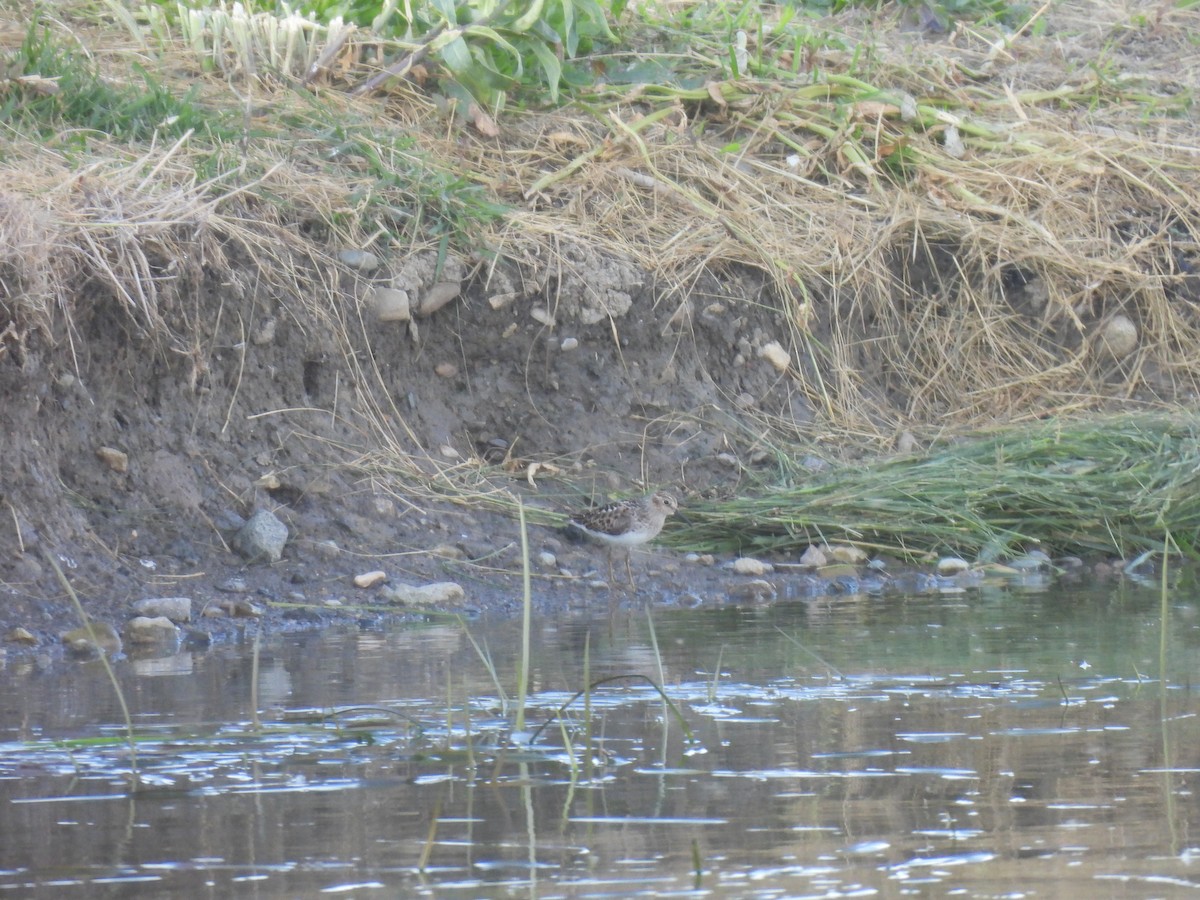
(96, 446, 128, 473)
(434, 362, 459, 378)
(489, 292, 519, 310)
(758, 341, 791, 372)
(380, 581, 467, 607)
(1098, 314, 1138, 359)
(937, 557, 971, 576)
(6, 627, 37, 645)
(417, 282, 461, 317)
(371, 286, 411, 322)
(225, 599, 263, 618)
(530, 307, 555, 327)
(799, 545, 827, 567)
(537, 551, 557, 569)
(430, 544, 466, 560)
(232, 509, 289, 563)
(825, 544, 868, 565)
(339, 248, 381, 271)
(216, 576, 251, 594)
(726, 579, 777, 603)
(354, 571, 388, 588)
(560, 337, 579, 352)
(124, 616, 180, 646)
(61, 622, 122, 657)
(131, 597, 192, 623)
(732, 557, 773, 576)
(312, 540, 342, 560)
(255, 473, 282, 490)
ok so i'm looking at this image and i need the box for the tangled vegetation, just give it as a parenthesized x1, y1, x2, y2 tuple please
(4, 0, 1200, 560)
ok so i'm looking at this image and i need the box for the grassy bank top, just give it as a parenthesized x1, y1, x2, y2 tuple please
(3, 0, 1200, 441)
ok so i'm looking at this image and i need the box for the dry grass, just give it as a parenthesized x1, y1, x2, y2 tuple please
(3, 1, 1200, 548)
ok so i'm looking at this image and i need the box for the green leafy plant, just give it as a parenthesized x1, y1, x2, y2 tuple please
(146, 0, 621, 109)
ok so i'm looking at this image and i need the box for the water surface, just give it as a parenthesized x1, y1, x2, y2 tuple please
(1, 577, 1198, 897)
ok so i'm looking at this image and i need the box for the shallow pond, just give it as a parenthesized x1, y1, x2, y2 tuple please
(1, 576, 1199, 898)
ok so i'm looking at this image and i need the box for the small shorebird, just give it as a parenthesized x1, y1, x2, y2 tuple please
(569, 491, 678, 587)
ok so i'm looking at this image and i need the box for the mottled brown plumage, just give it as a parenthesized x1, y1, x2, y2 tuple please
(569, 492, 678, 586)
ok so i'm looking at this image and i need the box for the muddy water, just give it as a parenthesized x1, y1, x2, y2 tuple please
(1, 578, 1198, 897)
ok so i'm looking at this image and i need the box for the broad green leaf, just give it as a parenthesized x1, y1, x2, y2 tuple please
(437, 34, 474, 73)
(510, 0, 546, 33)
(525, 37, 562, 102)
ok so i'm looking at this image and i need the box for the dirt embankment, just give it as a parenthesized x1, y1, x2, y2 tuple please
(3, 2, 1200, 654)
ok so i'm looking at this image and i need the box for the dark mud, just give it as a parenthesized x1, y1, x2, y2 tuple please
(0, 242, 855, 660)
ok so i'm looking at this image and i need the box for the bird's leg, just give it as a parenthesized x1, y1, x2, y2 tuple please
(624, 551, 636, 589)
(606, 548, 616, 586)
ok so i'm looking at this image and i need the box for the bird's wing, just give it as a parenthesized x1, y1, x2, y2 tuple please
(574, 503, 635, 536)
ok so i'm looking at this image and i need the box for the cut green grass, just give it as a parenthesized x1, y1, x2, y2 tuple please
(665, 415, 1200, 562)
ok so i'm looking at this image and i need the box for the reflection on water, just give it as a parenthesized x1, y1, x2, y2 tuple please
(1, 579, 1199, 897)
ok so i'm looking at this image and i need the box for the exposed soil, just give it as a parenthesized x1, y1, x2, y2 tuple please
(3, 1, 1198, 661)
(0, 238, 841, 659)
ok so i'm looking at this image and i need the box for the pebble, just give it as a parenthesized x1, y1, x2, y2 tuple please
(726, 579, 777, 603)
(124, 616, 180, 646)
(434, 362, 458, 378)
(6, 627, 37, 645)
(96, 446, 128, 473)
(1098, 314, 1138, 359)
(233, 509, 289, 563)
(825, 544, 868, 565)
(757, 340, 791, 372)
(354, 571, 388, 588)
(799, 545, 827, 567)
(61, 622, 122, 657)
(216, 576, 251, 594)
(131, 597, 192, 623)
(381, 581, 467, 607)
(560, 337, 579, 352)
(339, 248, 381, 271)
(937, 556, 971, 576)
(226, 599, 264, 618)
(537, 551, 557, 569)
(371, 286, 411, 322)
(732, 557, 773, 576)
(417, 282, 461, 317)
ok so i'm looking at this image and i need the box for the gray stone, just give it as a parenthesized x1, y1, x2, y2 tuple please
(61, 622, 122, 657)
(339, 248, 381, 271)
(124, 616, 181, 646)
(726, 579, 777, 603)
(233, 509, 289, 563)
(380, 581, 466, 607)
(131, 597, 192, 623)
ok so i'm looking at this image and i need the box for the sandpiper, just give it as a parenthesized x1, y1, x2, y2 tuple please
(569, 491, 678, 587)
